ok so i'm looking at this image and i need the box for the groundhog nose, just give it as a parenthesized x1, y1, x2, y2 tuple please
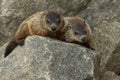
(81, 36, 86, 42)
(81, 38, 85, 42)
(51, 24, 57, 31)
(51, 27, 57, 31)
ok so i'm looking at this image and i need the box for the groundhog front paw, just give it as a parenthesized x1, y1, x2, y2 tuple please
(17, 39, 25, 46)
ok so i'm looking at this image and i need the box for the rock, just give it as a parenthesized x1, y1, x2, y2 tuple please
(92, 21, 120, 79)
(92, 21, 120, 80)
(93, 21, 120, 69)
(105, 41, 120, 75)
(78, 0, 120, 30)
(0, 0, 89, 47)
(47, 0, 90, 16)
(0, 36, 95, 80)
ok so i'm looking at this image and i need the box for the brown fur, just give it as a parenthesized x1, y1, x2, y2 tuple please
(4, 10, 64, 57)
(102, 71, 120, 80)
(57, 17, 94, 50)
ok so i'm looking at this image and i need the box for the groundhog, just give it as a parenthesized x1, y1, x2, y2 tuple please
(4, 10, 64, 57)
(101, 71, 120, 80)
(57, 17, 94, 50)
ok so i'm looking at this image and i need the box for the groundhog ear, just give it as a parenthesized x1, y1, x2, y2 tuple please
(21, 23, 28, 29)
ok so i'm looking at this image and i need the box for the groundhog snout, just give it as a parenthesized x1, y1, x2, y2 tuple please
(80, 35, 87, 42)
(51, 24, 57, 31)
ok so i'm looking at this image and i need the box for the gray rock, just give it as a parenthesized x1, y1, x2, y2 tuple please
(0, 0, 89, 47)
(0, 36, 95, 80)
(78, 0, 120, 30)
(92, 21, 120, 79)
(105, 41, 120, 75)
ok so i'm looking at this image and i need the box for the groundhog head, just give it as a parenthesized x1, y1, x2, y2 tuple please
(64, 18, 88, 43)
(44, 10, 64, 32)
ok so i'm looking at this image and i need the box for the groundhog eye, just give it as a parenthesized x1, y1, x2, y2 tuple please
(56, 19, 60, 23)
(46, 19, 50, 24)
(74, 31, 79, 35)
(84, 30, 87, 33)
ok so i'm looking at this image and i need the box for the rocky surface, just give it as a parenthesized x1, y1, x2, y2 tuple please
(105, 41, 120, 75)
(78, 0, 120, 30)
(92, 21, 120, 80)
(0, 0, 120, 80)
(93, 21, 120, 70)
(0, 36, 95, 80)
